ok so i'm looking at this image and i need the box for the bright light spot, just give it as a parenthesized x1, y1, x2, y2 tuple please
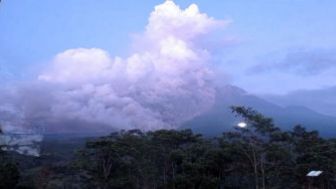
(307, 171, 323, 177)
(237, 122, 247, 128)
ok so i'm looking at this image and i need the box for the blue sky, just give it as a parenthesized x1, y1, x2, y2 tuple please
(1, 0, 336, 94)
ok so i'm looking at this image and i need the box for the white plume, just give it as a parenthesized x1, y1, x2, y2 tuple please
(0, 1, 229, 132)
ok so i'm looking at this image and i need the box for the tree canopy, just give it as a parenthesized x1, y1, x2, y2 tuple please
(2, 106, 336, 189)
(69, 106, 336, 189)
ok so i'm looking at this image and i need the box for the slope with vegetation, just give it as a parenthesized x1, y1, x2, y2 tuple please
(1, 107, 336, 189)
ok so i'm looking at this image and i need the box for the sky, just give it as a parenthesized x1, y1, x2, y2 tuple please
(0, 0, 336, 133)
(1, 0, 336, 95)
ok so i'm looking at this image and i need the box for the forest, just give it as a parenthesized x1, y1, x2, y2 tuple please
(1, 106, 336, 189)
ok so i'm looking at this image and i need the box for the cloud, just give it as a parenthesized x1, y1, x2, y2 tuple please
(0, 134, 43, 157)
(0, 1, 229, 133)
(249, 49, 336, 76)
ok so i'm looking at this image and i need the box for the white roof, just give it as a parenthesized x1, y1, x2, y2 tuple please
(307, 171, 323, 177)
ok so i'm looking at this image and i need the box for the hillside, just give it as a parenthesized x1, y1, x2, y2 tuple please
(182, 85, 336, 137)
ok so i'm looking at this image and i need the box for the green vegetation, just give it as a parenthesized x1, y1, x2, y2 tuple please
(2, 107, 336, 188)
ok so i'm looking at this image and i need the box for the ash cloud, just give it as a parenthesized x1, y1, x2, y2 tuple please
(0, 1, 229, 133)
(0, 134, 43, 157)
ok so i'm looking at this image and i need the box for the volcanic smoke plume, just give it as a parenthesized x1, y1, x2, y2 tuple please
(0, 1, 229, 133)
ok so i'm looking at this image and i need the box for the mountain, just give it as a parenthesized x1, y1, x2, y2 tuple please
(265, 86, 336, 117)
(182, 85, 336, 137)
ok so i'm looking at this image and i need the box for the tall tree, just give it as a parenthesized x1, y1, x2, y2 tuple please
(220, 106, 295, 189)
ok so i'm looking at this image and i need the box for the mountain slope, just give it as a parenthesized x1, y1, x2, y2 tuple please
(182, 85, 336, 137)
(265, 86, 336, 117)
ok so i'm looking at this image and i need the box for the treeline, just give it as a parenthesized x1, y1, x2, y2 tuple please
(2, 107, 336, 189)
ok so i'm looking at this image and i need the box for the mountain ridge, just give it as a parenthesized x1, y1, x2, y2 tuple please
(182, 85, 336, 137)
